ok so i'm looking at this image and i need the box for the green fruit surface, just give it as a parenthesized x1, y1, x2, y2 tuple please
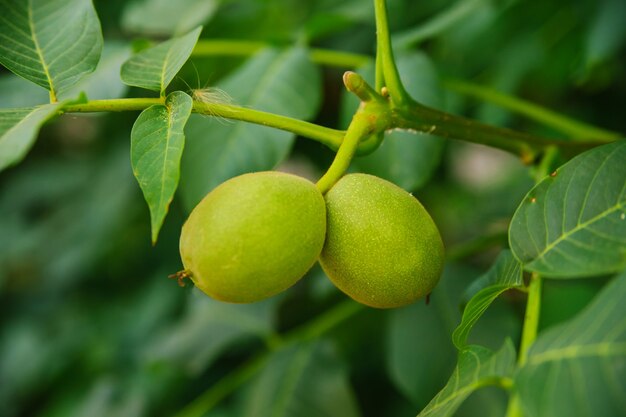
(180, 171, 326, 303)
(320, 174, 444, 308)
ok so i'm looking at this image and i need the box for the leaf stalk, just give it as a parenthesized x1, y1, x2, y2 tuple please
(505, 272, 543, 417)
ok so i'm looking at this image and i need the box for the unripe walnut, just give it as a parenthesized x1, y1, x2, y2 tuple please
(179, 171, 326, 303)
(320, 174, 444, 308)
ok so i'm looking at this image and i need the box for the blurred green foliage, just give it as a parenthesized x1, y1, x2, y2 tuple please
(1, 0, 624, 416)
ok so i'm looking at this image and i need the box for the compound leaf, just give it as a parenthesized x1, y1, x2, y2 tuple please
(0, 104, 60, 172)
(131, 91, 193, 243)
(417, 340, 516, 417)
(453, 250, 523, 349)
(509, 141, 626, 278)
(515, 270, 626, 417)
(121, 26, 202, 93)
(0, 0, 103, 99)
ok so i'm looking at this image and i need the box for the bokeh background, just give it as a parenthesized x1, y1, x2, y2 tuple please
(1, 0, 624, 416)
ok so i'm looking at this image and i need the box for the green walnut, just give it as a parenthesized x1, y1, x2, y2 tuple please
(319, 173, 444, 308)
(179, 171, 326, 303)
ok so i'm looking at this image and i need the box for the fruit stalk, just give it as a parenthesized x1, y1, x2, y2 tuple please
(316, 72, 391, 194)
(315, 117, 369, 194)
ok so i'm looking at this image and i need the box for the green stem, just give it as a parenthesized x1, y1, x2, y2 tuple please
(63, 97, 164, 112)
(518, 273, 542, 366)
(174, 300, 363, 417)
(316, 72, 388, 193)
(498, 377, 514, 391)
(61, 96, 608, 165)
(374, 39, 385, 92)
(315, 113, 371, 194)
(506, 396, 524, 417)
(190, 38, 619, 154)
(393, 100, 605, 163)
(394, 101, 538, 162)
(373, 0, 411, 106)
(534, 146, 560, 182)
(442, 78, 621, 141)
(192, 40, 370, 68)
(62, 98, 345, 150)
(505, 272, 542, 417)
(191, 101, 344, 150)
(308, 49, 371, 69)
(192, 39, 265, 57)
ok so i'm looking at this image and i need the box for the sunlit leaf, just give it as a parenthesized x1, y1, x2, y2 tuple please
(453, 250, 523, 349)
(243, 342, 361, 417)
(515, 270, 626, 417)
(509, 141, 626, 278)
(121, 26, 202, 93)
(131, 91, 193, 243)
(0, 0, 102, 99)
(179, 47, 321, 211)
(0, 104, 60, 172)
(417, 341, 516, 417)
